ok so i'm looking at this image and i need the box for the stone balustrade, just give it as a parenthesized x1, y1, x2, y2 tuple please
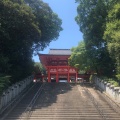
(0, 75, 33, 111)
(93, 76, 120, 103)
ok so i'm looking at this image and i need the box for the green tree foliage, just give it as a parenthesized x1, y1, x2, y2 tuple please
(0, 0, 36, 83)
(68, 41, 88, 70)
(0, 74, 11, 95)
(34, 62, 46, 75)
(72, 0, 115, 76)
(24, 0, 63, 51)
(0, 54, 11, 73)
(75, 0, 107, 48)
(69, 41, 114, 76)
(0, 0, 62, 90)
(104, 2, 120, 79)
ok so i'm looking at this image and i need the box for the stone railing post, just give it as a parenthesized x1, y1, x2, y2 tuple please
(0, 75, 33, 112)
(94, 76, 120, 103)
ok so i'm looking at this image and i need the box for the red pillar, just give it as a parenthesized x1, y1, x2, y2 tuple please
(67, 66, 70, 83)
(56, 67, 59, 82)
(48, 67, 51, 82)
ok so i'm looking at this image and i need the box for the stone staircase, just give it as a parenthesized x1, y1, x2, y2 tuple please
(29, 83, 104, 120)
(86, 86, 120, 120)
(3, 83, 42, 120)
(3, 83, 120, 120)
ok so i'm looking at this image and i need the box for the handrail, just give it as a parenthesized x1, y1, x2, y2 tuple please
(22, 83, 45, 120)
(1, 83, 35, 120)
(83, 84, 108, 120)
(0, 75, 33, 113)
(96, 88, 120, 115)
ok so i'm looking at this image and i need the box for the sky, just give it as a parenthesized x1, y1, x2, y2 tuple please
(33, 0, 83, 62)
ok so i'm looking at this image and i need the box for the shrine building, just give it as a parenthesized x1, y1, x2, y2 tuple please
(38, 49, 78, 83)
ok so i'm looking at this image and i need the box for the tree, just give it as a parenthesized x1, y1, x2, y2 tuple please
(68, 41, 88, 71)
(34, 62, 46, 75)
(0, 0, 62, 85)
(0, 0, 38, 82)
(104, 2, 120, 79)
(69, 41, 114, 76)
(75, 0, 115, 76)
(24, 0, 63, 51)
(75, 0, 108, 48)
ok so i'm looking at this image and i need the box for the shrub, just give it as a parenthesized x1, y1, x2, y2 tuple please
(0, 74, 11, 95)
(108, 78, 119, 87)
(99, 77, 119, 87)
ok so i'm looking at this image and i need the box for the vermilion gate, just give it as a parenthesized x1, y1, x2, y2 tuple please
(47, 66, 78, 82)
(38, 49, 78, 83)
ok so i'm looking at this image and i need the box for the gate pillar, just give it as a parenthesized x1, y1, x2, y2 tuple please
(67, 67, 70, 83)
(56, 67, 58, 82)
(48, 67, 51, 82)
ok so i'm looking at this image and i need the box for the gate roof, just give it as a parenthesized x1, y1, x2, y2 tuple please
(38, 49, 71, 67)
(49, 49, 71, 55)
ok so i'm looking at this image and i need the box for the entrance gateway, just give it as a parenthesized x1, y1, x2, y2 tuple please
(38, 49, 78, 83)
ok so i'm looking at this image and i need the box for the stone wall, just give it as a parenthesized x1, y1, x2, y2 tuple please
(94, 76, 120, 103)
(0, 75, 33, 113)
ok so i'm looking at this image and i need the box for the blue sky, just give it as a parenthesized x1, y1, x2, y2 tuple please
(33, 0, 83, 62)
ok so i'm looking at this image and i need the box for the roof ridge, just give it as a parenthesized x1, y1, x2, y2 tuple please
(49, 49, 71, 55)
(50, 48, 70, 50)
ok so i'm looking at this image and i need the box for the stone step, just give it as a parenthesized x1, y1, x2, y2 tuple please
(29, 115, 120, 120)
(31, 112, 118, 115)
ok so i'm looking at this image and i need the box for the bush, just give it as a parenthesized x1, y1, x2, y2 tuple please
(0, 74, 11, 95)
(108, 78, 119, 87)
(113, 81, 119, 87)
(99, 76, 120, 87)
(116, 74, 120, 81)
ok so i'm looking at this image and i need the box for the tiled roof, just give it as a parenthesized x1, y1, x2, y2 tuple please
(49, 49, 71, 55)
